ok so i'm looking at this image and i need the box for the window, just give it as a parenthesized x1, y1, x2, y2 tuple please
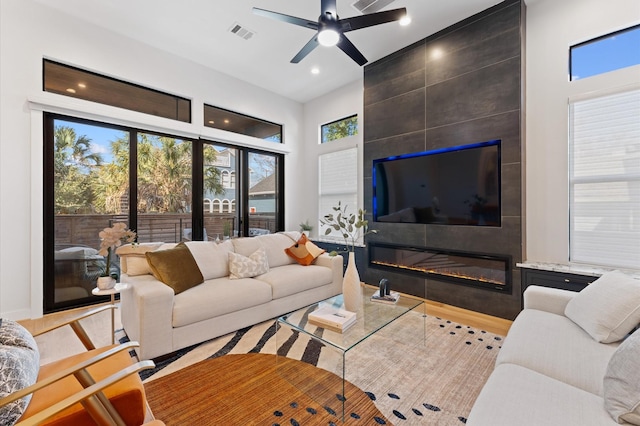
(569, 88, 640, 269)
(248, 152, 281, 235)
(570, 25, 640, 81)
(44, 114, 284, 312)
(203, 144, 238, 238)
(204, 104, 282, 142)
(319, 148, 358, 241)
(43, 60, 191, 122)
(321, 115, 358, 143)
(46, 117, 132, 312)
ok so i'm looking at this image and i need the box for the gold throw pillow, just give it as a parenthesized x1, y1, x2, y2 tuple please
(145, 242, 203, 294)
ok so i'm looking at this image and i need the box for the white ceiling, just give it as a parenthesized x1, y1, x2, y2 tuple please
(36, 0, 505, 103)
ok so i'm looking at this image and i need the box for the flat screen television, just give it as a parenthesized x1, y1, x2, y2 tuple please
(373, 140, 501, 226)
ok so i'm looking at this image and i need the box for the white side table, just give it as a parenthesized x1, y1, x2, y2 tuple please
(92, 283, 129, 344)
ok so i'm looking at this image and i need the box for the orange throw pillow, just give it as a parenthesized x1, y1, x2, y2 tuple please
(284, 234, 325, 266)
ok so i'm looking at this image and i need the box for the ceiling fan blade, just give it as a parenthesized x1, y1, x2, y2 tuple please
(252, 8, 318, 30)
(321, 0, 337, 15)
(291, 35, 320, 63)
(340, 7, 407, 33)
(337, 34, 368, 66)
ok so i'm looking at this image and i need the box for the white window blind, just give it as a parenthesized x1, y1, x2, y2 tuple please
(569, 88, 640, 269)
(319, 148, 358, 242)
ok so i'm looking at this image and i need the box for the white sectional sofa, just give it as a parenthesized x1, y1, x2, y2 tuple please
(467, 271, 640, 426)
(117, 232, 343, 360)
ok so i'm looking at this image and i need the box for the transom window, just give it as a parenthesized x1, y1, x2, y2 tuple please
(321, 115, 358, 143)
(43, 59, 191, 122)
(204, 104, 282, 142)
(570, 24, 640, 81)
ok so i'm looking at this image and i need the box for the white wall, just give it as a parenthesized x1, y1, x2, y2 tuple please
(0, 0, 305, 320)
(525, 0, 640, 264)
(301, 80, 364, 239)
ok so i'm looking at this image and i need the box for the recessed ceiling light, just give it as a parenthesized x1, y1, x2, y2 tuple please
(223, 119, 230, 124)
(208, 120, 215, 124)
(77, 83, 86, 89)
(431, 48, 444, 59)
(311, 67, 320, 75)
(66, 88, 76, 93)
(400, 15, 411, 26)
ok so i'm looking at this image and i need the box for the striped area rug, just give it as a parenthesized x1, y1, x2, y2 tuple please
(121, 312, 503, 425)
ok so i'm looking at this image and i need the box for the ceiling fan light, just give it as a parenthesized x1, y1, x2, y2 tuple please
(318, 29, 339, 47)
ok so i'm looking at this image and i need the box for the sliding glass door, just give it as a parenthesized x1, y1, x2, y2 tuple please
(202, 143, 239, 240)
(44, 114, 284, 313)
(45, 117, 131, 311)
(247, 151, 281, 235)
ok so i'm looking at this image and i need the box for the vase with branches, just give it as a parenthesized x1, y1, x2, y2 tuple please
(320, 201, 377, 312)
(320, 201, 377, 252)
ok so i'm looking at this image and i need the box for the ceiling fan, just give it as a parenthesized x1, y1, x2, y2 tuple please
(252, 0, 408, 66)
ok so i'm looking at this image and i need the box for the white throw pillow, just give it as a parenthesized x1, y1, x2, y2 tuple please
(604, 329, 640, 425)
(126, 256, 152, 276)
(115, 242, 163, 275)
(565, 270, 640, 343)
(228, 247, 269, 279)
(185, 240, 233, 280)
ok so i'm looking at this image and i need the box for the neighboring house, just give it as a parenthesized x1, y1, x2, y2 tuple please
(204, 148, 236, 213)
(249, 172, 275, 213)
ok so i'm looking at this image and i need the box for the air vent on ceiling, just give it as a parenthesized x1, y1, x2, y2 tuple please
(228, 22, 255, 40)
(351, 0, 396, 14)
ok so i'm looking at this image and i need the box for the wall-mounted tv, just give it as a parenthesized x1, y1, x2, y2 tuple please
(373, 140, 501, 226)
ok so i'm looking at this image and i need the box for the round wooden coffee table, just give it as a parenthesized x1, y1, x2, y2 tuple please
(144, 353, 388, 425)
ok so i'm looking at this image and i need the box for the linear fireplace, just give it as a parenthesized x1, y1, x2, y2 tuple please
(368, 243, 511, 293)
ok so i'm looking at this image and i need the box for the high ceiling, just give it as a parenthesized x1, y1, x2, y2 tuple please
(36, 0, 504, 103)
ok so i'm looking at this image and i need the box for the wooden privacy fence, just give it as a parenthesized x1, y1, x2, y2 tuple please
(54, 212, 276, 248)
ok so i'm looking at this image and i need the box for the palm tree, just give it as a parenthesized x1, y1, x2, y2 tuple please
(93, 136, 130, 214)
(54, 126, 103, 213)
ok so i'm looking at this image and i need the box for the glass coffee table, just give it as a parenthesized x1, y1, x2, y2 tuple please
(276, 285, 425, 422)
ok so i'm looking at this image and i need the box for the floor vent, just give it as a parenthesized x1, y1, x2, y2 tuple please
(229, 22, 255, 40)
(352, 0, 396, 14)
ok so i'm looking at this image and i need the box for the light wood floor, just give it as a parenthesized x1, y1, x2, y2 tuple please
(20, 289, 511, 365)
(361, 284, 512, 336)
(19, 302, 123, 365)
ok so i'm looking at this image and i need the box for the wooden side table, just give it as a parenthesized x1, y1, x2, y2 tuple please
(92, 282, 129, 344)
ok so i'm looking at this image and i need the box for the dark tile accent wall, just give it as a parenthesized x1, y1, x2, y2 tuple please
(362, 0, 524, 320)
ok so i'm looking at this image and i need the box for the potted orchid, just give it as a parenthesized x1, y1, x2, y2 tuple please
(97, 222, 136, 289)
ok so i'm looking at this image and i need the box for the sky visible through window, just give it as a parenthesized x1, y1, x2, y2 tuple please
(59, 120, 270, 183)
(571, 25, 640, 80)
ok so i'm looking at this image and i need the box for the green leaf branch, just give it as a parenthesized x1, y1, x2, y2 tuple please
(320, 201, 377, 252)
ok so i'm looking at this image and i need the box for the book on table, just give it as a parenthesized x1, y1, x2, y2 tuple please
(308, 307, 357, 332)
(370, 290, 400, 305)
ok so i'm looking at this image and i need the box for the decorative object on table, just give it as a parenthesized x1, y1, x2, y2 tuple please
(320, 201, 378, 312)
(299, 219, 313, 236)
(308, 306, 357, 333)
(96, 276, 116, 290)
(343, 252, 363, 311)
(378, 278, 390, 296)
(371, 289, 400, 305)
(97, 222, 136, 289)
